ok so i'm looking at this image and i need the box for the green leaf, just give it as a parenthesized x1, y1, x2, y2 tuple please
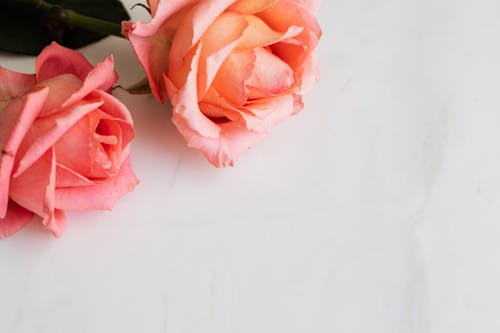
(0, 0, 130, 55)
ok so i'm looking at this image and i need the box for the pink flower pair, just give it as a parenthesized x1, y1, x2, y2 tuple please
(0, 0, 321, 238)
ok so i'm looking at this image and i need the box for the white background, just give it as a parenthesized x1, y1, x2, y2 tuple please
(1, 1, 500, 332)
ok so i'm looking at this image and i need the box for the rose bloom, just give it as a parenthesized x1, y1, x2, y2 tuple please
(123, 0, 322, 167)
(0, 43, 138, 238)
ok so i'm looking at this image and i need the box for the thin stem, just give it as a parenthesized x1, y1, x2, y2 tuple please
(65, 9, 123, 37)
(7, 0, 123, 38)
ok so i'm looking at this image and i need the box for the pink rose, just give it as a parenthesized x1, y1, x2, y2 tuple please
(0, 43, 138, 238)
(123, 0, 322, 167)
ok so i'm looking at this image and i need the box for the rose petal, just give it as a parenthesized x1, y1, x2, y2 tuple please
(36, 74, 83, 116)
(0, 87, 49, 218)
(173, 118, 265, 167)
(258, 0, 321, 49)
(201, 89, 295, 132)
(122, 3, 195, 102)
(42, 209, 66, 238)
(228, 0, 277, 14)
(165, 44, 221, 139)
(211, 49, 256, 105)
(237, 15, 303, 50)
(169, 0, 236, 70)
(55, 156, 138, 211)
(56, 163, 95, 188)
(52, 110, 111, 179)
(241, 94, 295, 132)
(10, 148, 56, 219)
(0, 67, 35, 108)
(197, 11, 249, 98)
(36, 42, 94, 83)
(13, 100, 103, 177)
(60, 56, 118, 110)
(0, 200, 33, 239)
(245, 47, 294, 99)
(89, 90, 133, 125)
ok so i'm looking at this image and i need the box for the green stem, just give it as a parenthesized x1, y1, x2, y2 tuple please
(9, 0, 124, 38)
(65, 9, 123, 37)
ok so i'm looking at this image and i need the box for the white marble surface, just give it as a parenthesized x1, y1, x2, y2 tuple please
(1, 1, 500, 332)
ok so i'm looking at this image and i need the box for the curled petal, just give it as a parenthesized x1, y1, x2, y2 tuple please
(165, 44, 221, 139)
(122, 3, 195, 101)
(43, 209, 67, 238)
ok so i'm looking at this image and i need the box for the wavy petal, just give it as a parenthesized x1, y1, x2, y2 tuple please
(36, 42, 94, 83)
(60, 56, 117, 110)
(173, 117, 265, 167)
(165, 44, 221, 139)
(0, 88, 48, 218)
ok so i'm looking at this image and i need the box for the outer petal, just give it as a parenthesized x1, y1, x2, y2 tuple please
(9, 148, 55, 218)
(36, 42, 94, 83)
(173, 117, 265, 167)
(122, 2, 196, 102)
(54, 156, 138, 211)
(0, 88, 49, 218)
(0, 200, 33, 239)
(0, 67, 35, 108)
(165, 44, 221, 139)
